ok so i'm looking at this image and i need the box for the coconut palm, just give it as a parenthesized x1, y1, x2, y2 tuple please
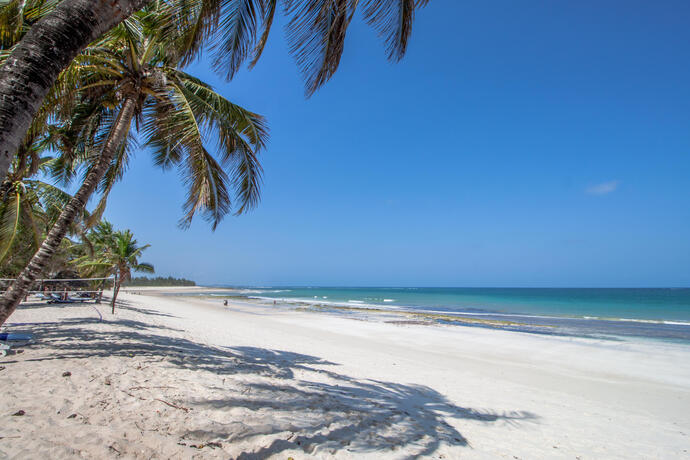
(0, 0, 431, 181)
(77, 226, 154, 313)
(0, 7, 268, 325)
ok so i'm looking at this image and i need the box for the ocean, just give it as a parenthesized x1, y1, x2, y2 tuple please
(194, 287, 690, 344)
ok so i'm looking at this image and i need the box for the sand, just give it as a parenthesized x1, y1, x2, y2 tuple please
(1, 289, 689, 459)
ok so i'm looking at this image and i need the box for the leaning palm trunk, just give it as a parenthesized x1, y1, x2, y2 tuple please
(0, 0, 150, 182)
(0, 97, 137, 326)
(111, 273, 121, 314)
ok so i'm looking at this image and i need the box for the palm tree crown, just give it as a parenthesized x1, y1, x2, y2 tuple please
(77, 223, 154, 312)
(58, 7, 268, 228)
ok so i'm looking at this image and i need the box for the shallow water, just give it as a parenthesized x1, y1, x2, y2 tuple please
(191, 287, 690, 344)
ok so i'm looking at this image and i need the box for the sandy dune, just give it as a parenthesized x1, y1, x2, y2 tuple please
(1, 290, 688, 459)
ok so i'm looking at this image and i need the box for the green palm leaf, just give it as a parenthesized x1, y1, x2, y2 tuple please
(0, 187, 21, 263)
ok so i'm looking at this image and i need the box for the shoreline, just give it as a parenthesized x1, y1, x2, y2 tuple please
(2, 287, 689, 458)
(157, 287, 690, 345)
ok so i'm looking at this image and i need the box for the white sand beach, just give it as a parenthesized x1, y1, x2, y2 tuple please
(1, 289, 689, 459)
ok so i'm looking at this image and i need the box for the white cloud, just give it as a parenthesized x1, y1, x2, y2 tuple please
(585, 180, 620, 195)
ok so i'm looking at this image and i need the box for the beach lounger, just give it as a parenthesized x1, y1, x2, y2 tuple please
(0, 333, 33, 342)
(46, 293, 62, 303)
(46, 293, 78, 303)
(0, 333, 33, 357)
(68, 295, 89, 302)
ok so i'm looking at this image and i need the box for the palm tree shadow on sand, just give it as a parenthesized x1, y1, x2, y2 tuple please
(5, 302, 538, 458)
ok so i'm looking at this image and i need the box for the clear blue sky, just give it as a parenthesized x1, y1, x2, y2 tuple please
(100, 0, 690, 287)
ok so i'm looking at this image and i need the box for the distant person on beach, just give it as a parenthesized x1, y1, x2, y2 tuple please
(223, 300, 228, 307)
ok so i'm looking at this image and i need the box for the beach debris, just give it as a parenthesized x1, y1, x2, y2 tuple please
(104, 377, 111, 386)
(187, 441, 221, 449)
(67, 413, 77, 419)
(0, 366, 5, 371)
(121, 390, 146, 401)
(128, 385, 174, 391)
(11, 410, 25, 416)
(154, 398, 190, 412)
(62, 371, 72, 377)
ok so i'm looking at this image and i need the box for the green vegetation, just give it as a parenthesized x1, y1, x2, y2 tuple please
(76, 222, 154, 312)
(0, 5, 265, 322)
(124, 276, 196, 287)
(0, 0, 430, 326)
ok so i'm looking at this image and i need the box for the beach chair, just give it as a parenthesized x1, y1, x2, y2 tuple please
(46, 293, 61, 303)
(68, 293, 92, 302)
(47, 293, 78, 303)
(0, 333, 33, 357)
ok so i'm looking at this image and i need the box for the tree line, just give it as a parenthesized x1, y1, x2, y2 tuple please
(124, 276, 196, 287)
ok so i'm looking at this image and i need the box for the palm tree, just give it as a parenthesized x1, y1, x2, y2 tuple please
(0, 0, 431, 181)
(77, 226, 154, 313)
(0, 7, 268, 325)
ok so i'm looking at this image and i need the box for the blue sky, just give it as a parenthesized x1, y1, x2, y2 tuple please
(101, 0, 690, 287)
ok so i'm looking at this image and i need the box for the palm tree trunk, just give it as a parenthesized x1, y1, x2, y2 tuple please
(0, 0, 150, 183)
(0, 97, 137, 326)
(111, 273, 120, 314)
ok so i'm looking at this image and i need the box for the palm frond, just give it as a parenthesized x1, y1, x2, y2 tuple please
(19, 197, 42, 251)
(143, 80, 233, 229)
(180, 146, 231, 230)
(166, 0, 219, 66)
(210, 0, 264, 80)
(0, 187, 21, 263)
(362, 0, 428, 61)
(0, 0, 58, 49)
(161, 69, 267, 215)
(134, 262, 155, 273)
(248, 0, 277, 68)
(169, 0, 276, 77)
(29, 179, 76, 226)
(283, 0, 356, 96)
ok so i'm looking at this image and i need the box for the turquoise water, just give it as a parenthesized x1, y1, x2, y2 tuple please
(201, 287, 690, 343)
